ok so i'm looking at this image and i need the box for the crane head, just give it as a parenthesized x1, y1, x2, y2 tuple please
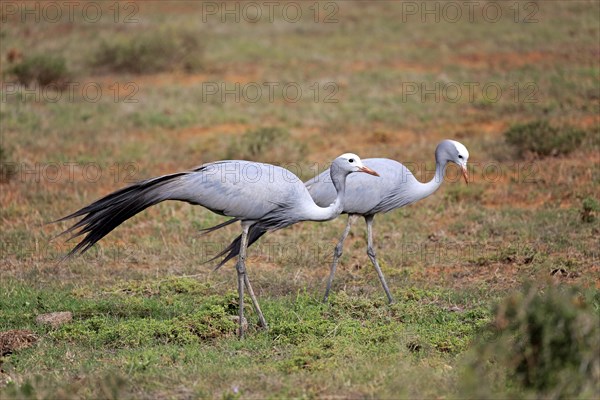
(334, 153, 379, 176)
(438, 140, 469, 184)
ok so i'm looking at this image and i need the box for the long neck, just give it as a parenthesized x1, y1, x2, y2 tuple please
(302, 169, 347, 222)
(411, 156, 447, 202)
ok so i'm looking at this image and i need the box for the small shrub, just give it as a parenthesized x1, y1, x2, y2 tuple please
(464, 283, 600, 398)
(580, 197, 600, 223)
(504, 120, 586, 158)
(92, 29, 204, 74)
(0, 144, 17, 183)
(225, 127, 307, 165)
(6, 54, 70, 88)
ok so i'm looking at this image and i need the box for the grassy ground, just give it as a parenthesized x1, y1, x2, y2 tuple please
(1, 1, 599, 398)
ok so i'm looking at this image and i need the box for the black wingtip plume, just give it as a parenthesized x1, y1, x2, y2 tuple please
(206, 224, 268, 270)
(55, 172, 189, 258)
(199, 218, 239, 236)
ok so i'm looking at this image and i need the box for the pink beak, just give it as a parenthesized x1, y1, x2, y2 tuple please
(359, 166, 379, 177)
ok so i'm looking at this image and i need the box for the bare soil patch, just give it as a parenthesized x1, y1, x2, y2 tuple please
(35, 312, 73, 328)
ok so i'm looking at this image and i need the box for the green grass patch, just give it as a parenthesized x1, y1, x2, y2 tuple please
(0, 278, 498, 397)
(444, 183, 485, 204)
(52, 305, 237, 348)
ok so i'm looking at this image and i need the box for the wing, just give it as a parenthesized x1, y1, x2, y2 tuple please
(177, 160, 306, 220)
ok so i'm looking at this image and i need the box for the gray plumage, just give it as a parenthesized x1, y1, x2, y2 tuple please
(304, 140, 470, 303)
(56, 154, 379, 337)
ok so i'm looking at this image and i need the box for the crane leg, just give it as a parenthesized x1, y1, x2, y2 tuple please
(235, 224, 249, 338)
(236, 223, 268, 337)
(323, 214, 358, 302)
(365, 215, 394, 304)
(244, 274, 268, 330)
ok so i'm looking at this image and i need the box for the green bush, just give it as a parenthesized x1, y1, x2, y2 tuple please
(580, 197, 600, 223)
(92, 29, 204, 74)
(6, 54, 70, 88)
(225, 127, 307, 165)
(464, 283, 600, 398)
(504, 120, 586, 158)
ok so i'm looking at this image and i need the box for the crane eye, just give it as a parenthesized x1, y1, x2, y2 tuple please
(458, 155, 463, 159)
(348, 158, 355, 163)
